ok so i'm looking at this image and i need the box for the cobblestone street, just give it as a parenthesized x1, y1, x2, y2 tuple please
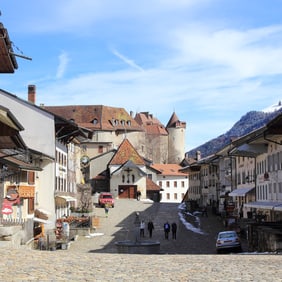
(0, 199, 281, 281)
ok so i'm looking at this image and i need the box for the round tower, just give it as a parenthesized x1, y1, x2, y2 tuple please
(166, 112, 186, 164)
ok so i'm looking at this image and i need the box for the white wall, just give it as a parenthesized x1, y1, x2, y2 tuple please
(0, 91, 56, 230)
(0, 91, 55, 158)
(158, 176, 188, 203)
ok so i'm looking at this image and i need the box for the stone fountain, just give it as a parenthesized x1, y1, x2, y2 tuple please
(115, 212, 160, 254)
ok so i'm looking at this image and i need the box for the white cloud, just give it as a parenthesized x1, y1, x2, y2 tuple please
(3, 0, 282, 151)
(56, 51, 70, 79)
(111, 49, 145, 72)
(171, 24, 282, 78)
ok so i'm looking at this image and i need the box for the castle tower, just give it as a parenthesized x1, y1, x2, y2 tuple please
(166, 112, 186, 164)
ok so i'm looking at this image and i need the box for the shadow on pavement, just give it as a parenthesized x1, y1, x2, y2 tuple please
(76, 200, 248, 255)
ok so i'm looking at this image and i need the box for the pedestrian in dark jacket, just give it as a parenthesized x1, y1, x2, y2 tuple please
(164, 222, 170, 239)
(147, 220, 154, 238)
(171, 222, 177, 239)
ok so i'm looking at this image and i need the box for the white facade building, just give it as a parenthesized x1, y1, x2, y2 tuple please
(151, 164, 188, 203)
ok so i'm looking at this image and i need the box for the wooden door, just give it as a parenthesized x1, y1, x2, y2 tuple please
(118, 185, 137, 199)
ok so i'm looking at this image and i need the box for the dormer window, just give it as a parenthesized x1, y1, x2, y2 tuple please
(121, 120, 125, 126)
(112, 118, 119, 126)
(127, 120, 131, 126)
(92, 118, 98, 125)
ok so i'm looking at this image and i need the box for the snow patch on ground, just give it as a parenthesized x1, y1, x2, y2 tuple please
(178, 203, 205, 235)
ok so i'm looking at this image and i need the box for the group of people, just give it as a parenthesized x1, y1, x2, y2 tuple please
(139, 219, 154, 238)
(139, 219, 178, 240)
(164, 221, 177, 240)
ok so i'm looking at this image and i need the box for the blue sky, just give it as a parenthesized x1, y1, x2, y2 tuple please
(1, 0, 282, 152)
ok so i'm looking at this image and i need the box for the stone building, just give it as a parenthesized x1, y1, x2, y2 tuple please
(45, 106, 186, 165)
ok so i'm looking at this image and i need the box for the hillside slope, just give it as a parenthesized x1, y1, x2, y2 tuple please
(188, 109, 282, 159)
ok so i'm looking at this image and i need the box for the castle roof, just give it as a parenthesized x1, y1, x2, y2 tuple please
(134, 112, 168, 135)
(166, 112, 186, 129)
(45, 105, 143, 132)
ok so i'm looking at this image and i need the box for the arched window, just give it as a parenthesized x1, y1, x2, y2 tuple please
(122, 175, 125, 183)
(132, 174, 135, 182)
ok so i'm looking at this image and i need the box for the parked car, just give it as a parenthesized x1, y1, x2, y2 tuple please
(98, 192, 115, 208)
(216, 231, 241, 253)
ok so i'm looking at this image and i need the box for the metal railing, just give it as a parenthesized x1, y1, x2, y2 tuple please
(0, 218, 25, 226)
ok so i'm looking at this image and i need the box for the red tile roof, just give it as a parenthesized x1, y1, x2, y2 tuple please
(166, 112, 186, 129)
(44, 105, 143, 132)
(146, 177, 161, 191)
(109, 139, 145, 165)
(134, 112, 168, 135)
(150, 163, 188, 176)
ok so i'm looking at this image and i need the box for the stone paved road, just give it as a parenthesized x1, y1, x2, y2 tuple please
(0, 199, 281, 281)
(69, 198, 242, 254)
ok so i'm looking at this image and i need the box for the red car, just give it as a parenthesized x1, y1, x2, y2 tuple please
(98, 192, 115, 208)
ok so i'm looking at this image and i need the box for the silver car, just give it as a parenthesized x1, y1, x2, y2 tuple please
(216, 231, 242, 253)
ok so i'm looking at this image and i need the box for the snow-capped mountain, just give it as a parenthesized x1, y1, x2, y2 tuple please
(262, 101, 282, 113)
(188, 103, 282, 158)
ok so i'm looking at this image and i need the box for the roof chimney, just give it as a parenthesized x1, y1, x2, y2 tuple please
(28, 85, 36, 104)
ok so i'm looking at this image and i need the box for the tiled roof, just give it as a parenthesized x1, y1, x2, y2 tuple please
(134, 112, 168, 135)
(166, 112, 186, 129)
(150, 163, 188, 176)
(166, 112, 179, 128)
(44, 105, 143, 132)
(146, 124, 168, 135)
(146, 177, 161, 191)
(135, 112, 161, 125)
(109, 138, 145, 165)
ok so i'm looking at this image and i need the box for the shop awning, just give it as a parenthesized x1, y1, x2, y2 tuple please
(274, 204, 282, 211)
(0, 151, 42, 171)
(244, 201, 282, 210)
(36, 208, 51, 215)
(34, 217, 52, 224)
(55, 196, 77, 202)
(229, 187, 255, 197)
(34, 208, 50, 220)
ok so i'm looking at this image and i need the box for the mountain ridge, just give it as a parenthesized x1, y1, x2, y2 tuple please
(187, 108, 282, 159)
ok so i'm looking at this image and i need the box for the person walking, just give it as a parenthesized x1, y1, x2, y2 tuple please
(140, 220, 145, 237)
(104, 204, 109, 218)
(147, 220, 154, 238)
(164, 222, 170, 239)
(171, 222, 177, 240)
(202, 206, 208, 217)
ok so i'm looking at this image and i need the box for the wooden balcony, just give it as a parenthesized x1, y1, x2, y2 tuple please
(0, 23, 18, 73)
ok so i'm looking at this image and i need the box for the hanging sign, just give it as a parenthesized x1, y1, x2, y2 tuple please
(2, 204, 13, 214)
